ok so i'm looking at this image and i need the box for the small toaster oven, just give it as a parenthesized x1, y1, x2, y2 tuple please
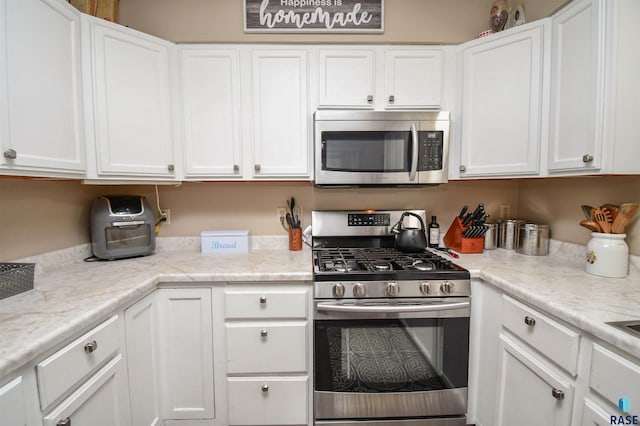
(90, 195, 156, 260)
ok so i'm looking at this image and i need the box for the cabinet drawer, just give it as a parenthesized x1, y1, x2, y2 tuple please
(590, 343, 640, 416)
(225, 288, 308, 319)
(502, 295, 580, 375)
(37, 315, 120, 409)
(226, 323, 307, 374)
(228, 376, 308, 425)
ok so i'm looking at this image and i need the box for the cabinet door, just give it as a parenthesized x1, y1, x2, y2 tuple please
(548, 0, 605, 173)
(384, 48, 443, 109)
(318, 48, 375, 108)
(495, 334, 573, 426)
(42, 355, 130, 426)
(88, 18, 177, 179)
(0, 0, 85, 175)
(581, 398, 613, 425)
(180, 47, 243, 179)
(459, 23, 546, 177)
(156, 288, 215, 421)
(250, 49, 310, 178)
(0, 377, 27, 426)
(124, 293, 161, 426)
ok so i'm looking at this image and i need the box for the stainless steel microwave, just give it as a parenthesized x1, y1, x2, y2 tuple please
(314, 110, 450, 186)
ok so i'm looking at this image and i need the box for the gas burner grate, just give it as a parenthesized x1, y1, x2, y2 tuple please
(315, 248, 455, 273)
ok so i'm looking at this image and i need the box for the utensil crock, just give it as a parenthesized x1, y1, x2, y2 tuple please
(585, 232, 628, 278)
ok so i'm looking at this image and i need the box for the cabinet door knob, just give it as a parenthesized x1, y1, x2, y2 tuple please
(551, 388, 564, 400)
(84, 340, 98, 353)
(259, 296, 267, 304)
(367, 95, 373, 103)
(582, 154, 593, 163)
(388, 95, 395, 103)
(524, 316, 536, 327)
(3, 149, 17, 159)
(57, 417, 71, 426)
(260, 329, 268, 337)
(167, 164, 175, 172)
(459, 165, 466, 173)
(261, 384, 269, 392)
(233, 164, 240, 172)
(254, 164, 261, 172)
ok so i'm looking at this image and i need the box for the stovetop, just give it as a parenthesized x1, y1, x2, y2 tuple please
(313, 247, 469, 282)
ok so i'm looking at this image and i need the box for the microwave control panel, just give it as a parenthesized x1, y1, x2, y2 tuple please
(418, 131, 444, 171)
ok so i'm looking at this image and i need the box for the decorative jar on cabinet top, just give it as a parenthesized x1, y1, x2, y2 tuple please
(585, 233, 629, 278)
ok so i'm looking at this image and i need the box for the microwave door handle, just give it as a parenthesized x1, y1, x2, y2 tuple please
(409, 123, 418, 181)
(316, 300, 470, 314)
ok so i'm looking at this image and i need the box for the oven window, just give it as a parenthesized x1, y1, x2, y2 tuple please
(321, 131, 409, 172)
(314, 318, 468, 392)
(105, 225, 151, 250)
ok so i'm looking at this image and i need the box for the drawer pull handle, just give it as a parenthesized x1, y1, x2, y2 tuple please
(261, 384, 269, 392)
(551, 388, 564, 400)
(4, 149, 17, 159)
(582, 154, 593, 163)
(524, 316, 536, 327)
(260, 329, 268, 337)
(84, 340, 98, 353)
(57, 418, 71, 426)
(259, 296, 267, 304)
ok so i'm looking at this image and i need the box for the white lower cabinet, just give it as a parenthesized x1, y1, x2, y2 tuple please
(224, 285, 311, 426)
(124, 292, 161, 426)
(0, 376, 28, 426)
(156, 288, 215, 421)
(42, 355, 129, 426)
(495, 333, 574, 426)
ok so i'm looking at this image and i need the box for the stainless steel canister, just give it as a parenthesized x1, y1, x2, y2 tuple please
(517, 223, 550, 256)
(484, 223, 498, 250)
(498, 219, 526, 250)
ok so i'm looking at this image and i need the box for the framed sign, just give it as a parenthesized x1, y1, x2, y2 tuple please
(244, 0, 384, 33)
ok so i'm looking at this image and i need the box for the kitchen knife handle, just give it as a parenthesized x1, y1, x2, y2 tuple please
(458, 205, 468, 219)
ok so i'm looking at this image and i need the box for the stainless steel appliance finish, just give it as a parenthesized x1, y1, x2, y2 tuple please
(312, 210, 470, 425)
(314, 111, 450, 187)
(498, 219, 526, 250)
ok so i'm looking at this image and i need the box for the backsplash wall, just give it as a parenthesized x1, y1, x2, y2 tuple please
(1, 175, 639, 261)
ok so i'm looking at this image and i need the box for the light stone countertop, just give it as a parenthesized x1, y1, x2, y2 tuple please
(1, 236, 639, 380)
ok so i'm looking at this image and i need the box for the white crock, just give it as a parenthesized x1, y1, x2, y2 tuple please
(585, 232, 629, 278)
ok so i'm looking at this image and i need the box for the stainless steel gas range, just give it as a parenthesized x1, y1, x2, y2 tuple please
(312, 210, 471, 426)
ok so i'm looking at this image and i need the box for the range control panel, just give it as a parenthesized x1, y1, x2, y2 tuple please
(347, 213, 391, 227)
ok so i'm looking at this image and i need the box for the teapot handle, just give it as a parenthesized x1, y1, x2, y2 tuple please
(396, 212, 426, 231)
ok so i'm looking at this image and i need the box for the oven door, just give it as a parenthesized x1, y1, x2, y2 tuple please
(314, 298, 469, 424)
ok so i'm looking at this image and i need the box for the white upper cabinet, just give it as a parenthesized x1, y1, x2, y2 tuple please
(384, 48, 443, 109)
(457, 21, 548, 178)
(249, 48, 310, 179)
(316, 46, 446, 110)
(547, 0, 605, 173)
(317, 48, 376, 109)
(0, 0, 85, 176)
(604, 0, 640, 174)
(84, 16, 179, 180)
(179, 46, 243, 179)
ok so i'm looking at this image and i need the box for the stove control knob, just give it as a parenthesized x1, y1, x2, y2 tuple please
(333, 283, 345, 298)
(440, 281, 455, 294)
(419, 282, 432, 295)
(386, 282, 400, 297)
(353, 283, 366, 298)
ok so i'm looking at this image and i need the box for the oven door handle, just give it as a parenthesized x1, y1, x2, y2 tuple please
(316, 300, 470, 314)
(409, 122, 418, 181)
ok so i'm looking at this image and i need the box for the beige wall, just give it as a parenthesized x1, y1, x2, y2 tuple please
(2, 176, 639, 261)
(118, 0, 570, 44)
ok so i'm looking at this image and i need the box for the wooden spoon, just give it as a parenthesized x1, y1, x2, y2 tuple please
(580, 219, 602, 233)
(611, 203, 639, 234)
(593, 208, 612, 233)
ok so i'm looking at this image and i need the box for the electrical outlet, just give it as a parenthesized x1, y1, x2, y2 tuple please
(499, 204, 511, 219)
(276, 207, 287, 222)
(162, 208, 171, 225)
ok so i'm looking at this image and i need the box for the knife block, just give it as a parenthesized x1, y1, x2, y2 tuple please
(443, 218, 484, 254)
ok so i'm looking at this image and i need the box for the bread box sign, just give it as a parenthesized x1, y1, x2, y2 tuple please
(244, 0, 384, 32)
